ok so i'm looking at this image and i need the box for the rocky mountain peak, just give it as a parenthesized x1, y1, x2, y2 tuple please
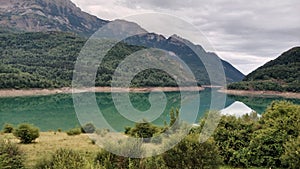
(0, 0, 108, 36)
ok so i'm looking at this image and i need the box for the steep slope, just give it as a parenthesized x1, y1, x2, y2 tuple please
(0, 31, 185, 88)
(0, 0, 108, 36)
(124, 33, 244, 85)
(228, 47, 300, 92)
(0, 0, 244, 87)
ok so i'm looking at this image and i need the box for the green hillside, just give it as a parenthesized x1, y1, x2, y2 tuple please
(0, 31, 191, 89)
(228, 47, 300, 92)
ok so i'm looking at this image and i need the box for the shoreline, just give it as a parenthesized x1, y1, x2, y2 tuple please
(219, 89, 300, 99)
(0, 86, 204, 98)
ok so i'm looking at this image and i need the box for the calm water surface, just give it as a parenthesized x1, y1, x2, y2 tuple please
(0, 89, 299, 131)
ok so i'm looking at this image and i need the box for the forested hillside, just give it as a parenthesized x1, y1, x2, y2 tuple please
(0, 31, 182, 89)
(228, 47, 300, 92)
(0, 29, 246, 89)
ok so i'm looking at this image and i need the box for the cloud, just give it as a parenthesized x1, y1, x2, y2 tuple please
(71, 0, 300, 74)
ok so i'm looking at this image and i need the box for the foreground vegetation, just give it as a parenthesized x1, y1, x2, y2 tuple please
(228, 47, 300, 92)
(0, 101, 299, 169)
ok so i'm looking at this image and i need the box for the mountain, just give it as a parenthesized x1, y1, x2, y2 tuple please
(0, 0, 108, 36)
(228, 47, 300, 92)
(123, 33, 244, 84)
(0, 0, 245, 88)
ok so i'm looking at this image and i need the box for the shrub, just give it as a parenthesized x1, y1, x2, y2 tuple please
(95, 128, 109, 137)
(13, 123, 40, 144)
(3, 123, 14, 133)
(95, 138, 144, 168)
(162, 134, 222, 169)
(281, 136, 300, 169)
(81, 123, 96, 133)
(151, 134, 163, 144)
(0, 140, 25, 169)
(66, 127, 81, 136)
(213, 115, 257, 167)
(34, 149, 89, 169)
(125, 119, 161, 143)
(247, 101, 300, 168)
(140, 156, 167, 169)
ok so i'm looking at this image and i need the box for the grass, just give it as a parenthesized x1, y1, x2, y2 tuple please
(220, 166, 266, 169)
(0, 132, 101, 168)
(0, 132, 269, 169)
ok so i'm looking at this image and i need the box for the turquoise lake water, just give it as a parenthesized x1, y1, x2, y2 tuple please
(0, 89, 299, 131)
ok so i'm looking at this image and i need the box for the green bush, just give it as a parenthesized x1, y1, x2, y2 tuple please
(140, 156, 167, 169)
(81, 123, 96, 133)
(13, 123, 40, 144)
(281, 136, 300, 169)
(247, 101, 300, 168)
(3, 123, 14, 133)
(95, 138, 144, 168)
(125, 119, 162, 143)
(162, 134, 222, 169)
(0, 140, 25, 169)
(213, 114, 257, 167)
(66, 127, 81, 136)
(34, 149, 89, 169)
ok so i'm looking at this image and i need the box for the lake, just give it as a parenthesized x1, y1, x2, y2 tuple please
(0, 88, 299, 131)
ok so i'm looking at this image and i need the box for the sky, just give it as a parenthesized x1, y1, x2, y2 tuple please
(72, 0, 300, 75)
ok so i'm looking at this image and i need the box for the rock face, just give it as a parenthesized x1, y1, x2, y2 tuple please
(0, 0, 108, 36)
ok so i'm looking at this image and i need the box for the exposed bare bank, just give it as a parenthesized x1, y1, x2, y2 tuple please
(0, 86, 204, 98)
(219, 89, 300, 99)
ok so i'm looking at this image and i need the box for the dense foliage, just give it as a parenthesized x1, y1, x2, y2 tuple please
(125, 120, 162, 143)
(228, 47, 300, 92)
(2, 123, 14, 133)
(0, 140, 25, 169)
(13, 123, 40, 144)
(34, 149, 90, 169)
(162, 135, 221, 169)
(211, 101, 300, 168)
(0, 31, 188, 89)
(66, 127, 82, 136)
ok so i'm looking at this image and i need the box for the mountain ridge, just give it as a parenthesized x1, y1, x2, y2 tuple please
(228, 47, 300, 92)
(0, 0, 108, 36)
(0, 0, 245, 86)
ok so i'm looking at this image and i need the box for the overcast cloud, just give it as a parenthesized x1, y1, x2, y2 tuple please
(72, 0, 300, 74)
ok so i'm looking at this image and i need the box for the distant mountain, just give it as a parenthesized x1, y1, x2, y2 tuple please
(124, 33, 244, 84)
(0, 0, 108, 36)
(228, 47, 300, 92)
(0, 0, 244, 88)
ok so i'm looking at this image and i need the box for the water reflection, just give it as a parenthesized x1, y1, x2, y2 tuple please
(0, 89, 299, 131)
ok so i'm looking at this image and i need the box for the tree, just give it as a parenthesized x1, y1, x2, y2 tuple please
(247, 101, 300, 168)
(212, 114, 257, 167)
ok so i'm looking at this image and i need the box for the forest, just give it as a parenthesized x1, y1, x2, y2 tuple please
(0, 30, 181, 89)
(228, 47, 300, 92)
